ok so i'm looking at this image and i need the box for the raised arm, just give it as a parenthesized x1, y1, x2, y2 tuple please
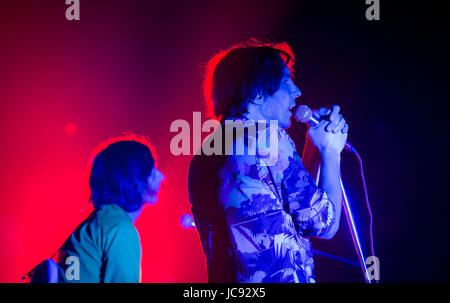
(304, 105, 348, 239)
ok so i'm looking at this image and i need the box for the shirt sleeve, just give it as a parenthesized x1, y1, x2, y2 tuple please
(101, 220, 141, 283)
(281, 137, 336, 238)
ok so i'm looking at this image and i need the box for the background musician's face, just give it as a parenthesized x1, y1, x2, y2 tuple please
(143, 167, 165, 204)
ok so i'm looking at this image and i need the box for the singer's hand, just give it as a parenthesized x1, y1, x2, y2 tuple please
(313, 105, 349, 134)
(308, 105, 348, 155)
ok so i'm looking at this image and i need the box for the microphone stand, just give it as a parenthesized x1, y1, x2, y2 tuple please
(340, 178, 372, 283)
(315, 165, 373, 283)
(307, 112, 376, 283)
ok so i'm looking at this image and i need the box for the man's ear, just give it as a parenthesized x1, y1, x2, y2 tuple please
(251, 93, 264, 105)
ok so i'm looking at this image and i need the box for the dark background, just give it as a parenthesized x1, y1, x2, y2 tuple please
(0, 0, 447, 282)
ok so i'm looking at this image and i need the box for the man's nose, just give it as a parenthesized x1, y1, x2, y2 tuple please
(156, 168, 165, 183)
(292, 85, 301, 99)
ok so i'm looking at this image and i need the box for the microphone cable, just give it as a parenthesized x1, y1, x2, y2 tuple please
(346, 144, 379, 283)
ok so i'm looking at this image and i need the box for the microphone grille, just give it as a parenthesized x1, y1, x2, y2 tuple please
(295, 105, 313, 123)
(180, 213, 195, 229)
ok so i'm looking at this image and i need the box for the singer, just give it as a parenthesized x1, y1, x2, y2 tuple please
(188, 40, 349, 282)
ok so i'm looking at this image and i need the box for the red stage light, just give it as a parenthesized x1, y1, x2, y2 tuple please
(64, 123, 77, 135)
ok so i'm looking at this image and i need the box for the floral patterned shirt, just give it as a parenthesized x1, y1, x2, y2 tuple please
(188, 117, 336, 283)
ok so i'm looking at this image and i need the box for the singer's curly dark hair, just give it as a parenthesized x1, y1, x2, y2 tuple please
(88, 134, 156, 212)
(203, 39, 295, 121)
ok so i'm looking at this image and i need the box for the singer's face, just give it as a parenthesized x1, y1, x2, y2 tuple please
(260, 67, 301, 128)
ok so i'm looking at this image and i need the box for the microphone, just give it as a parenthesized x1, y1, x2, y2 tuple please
(294, 105, 356, 153)
(180, 213, 196, 229)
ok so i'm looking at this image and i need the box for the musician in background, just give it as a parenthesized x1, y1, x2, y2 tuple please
(56, 135, 165, 282)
